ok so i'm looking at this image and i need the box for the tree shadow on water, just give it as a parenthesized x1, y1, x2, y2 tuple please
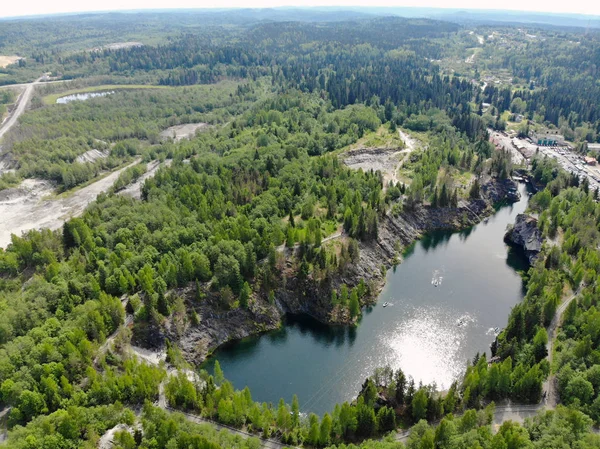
(420, 230, 453, 252)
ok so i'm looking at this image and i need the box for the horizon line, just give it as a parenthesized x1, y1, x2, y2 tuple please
(1, 5, 600, 21)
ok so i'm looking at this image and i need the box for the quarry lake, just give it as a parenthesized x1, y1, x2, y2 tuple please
(203, 183, 531, 415)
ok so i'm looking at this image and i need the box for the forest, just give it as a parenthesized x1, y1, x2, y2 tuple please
(0, 8, 599, 449)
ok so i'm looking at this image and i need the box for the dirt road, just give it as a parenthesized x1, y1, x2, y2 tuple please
(119, 159, 172, 199)
(394, 403, 544, 442)
(0, 77, 43, 141)
(0, 160, 139, 248)
(165, 407, 294, 449)
(544, 289, 580, 407)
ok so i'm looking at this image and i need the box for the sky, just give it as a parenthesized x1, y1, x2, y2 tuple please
(1, 0, 599, 19)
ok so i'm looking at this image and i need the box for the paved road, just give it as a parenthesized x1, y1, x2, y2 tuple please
(0, 77, 43, 141)
(0, 79, 71, 90)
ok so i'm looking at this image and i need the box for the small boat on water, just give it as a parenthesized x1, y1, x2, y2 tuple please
(483, 217, 489, 224)
(383, 302, 390, 307)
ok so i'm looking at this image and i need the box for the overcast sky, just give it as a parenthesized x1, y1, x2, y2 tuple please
(1, 0, 599, 19)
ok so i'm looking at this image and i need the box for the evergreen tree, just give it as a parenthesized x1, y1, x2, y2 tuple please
(291, 394, 300, 427)
(469, 179, 480, 199)
(349, 289, 360, 318)
(320, 413, 333, 446)
(214, 360, 225, 386)
(239, 281, 251, 309)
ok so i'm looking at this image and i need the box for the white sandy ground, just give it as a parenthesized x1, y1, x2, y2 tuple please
(0, 56, 21, 69)
(76, 149, 109, 163)
(98, 424, 134, 449)
(0, 161, 139, 248)
(159, 123, 210, 142)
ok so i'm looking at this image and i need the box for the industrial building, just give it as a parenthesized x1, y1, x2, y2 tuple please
(530, 130, 564, 146)
(587, 143, 600, 153)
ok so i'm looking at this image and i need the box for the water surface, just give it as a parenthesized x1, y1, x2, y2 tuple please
(56, 91, 114, 104)
(204, 184, 530, 415)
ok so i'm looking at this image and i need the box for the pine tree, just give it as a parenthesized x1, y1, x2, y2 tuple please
(340, 285, 349, 306)
(440, 184, 449, 207)
(292, 394, 300, 427)
(331, 290, 338, 305)
(320, 413, 333, 446)
(451, 189, 459, 207)
(469, 179, 480, 199)
(349, 289, 360, 318)
(214, 360, 224, 386)
(307, 414, 320, 446)
(239, 281, 251, 309)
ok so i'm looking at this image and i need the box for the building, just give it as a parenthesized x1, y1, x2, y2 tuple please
(587, 143, 600, 154)
(512, 138, 537, 159)
(584, 156, 597, 166)
(530, 129, 564, 146)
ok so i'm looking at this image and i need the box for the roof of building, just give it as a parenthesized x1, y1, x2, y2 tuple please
(531, 130, 563, 139)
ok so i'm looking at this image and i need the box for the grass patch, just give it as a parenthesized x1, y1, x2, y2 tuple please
(337, 124, 405, 155)
(42, 84, 173, 105)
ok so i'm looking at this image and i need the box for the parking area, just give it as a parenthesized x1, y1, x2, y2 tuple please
(490, 129, 600, 193)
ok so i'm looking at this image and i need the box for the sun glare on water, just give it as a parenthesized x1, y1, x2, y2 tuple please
(384, 306, 474, 390)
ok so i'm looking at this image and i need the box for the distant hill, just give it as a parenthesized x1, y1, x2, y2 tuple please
(338, 7, 600, 29)
(244, 16, 460, 50)
(2, 7, 598, 29)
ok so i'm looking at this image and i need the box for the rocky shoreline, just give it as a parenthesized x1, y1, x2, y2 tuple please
(332, 176, 521, 309)
(504, 213, 543, 264)
(150, 176, 522, 366)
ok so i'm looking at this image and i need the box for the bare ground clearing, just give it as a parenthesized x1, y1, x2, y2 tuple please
(0, 56, 21, 68)
(344, 147, 405, 186)
(91, 42, 143, 52)
(160, 123, 210, 141)
(75, 149, 109, 163)
(343, 129, 420, 187)
(0, 161, 138, 248)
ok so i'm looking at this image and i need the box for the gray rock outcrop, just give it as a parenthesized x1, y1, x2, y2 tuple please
(504, 214, 542, 264)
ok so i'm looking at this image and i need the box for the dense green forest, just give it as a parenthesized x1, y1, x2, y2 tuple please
(0, 8, 600, 449)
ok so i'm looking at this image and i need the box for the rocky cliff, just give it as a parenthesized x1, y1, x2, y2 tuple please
(151, 177, 522, 365)
(269, 178, 519, 323)
(162, 285, 283, 363)
(504, 213, 542, 264)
